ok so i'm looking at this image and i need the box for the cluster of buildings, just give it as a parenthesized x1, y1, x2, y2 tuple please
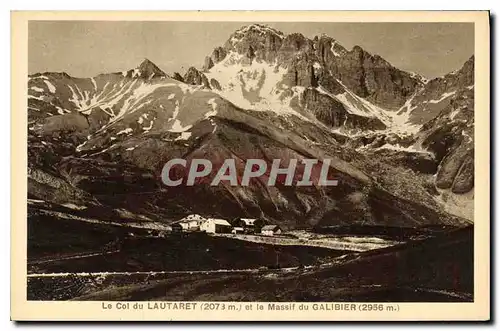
(170, 214, 282, 236)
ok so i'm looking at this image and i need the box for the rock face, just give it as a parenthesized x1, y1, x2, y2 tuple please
(328, 46, 419, 109)
(209, 78, 221, 90)
(301, 88, 346, 126)
(300, 88, 386, 130)
(418, 85, 474, 194)
(224, 24, 285, 63)
(203, 25, 475, 197)
(380, 67, 473, 207)
(183, 67, 211, 89)
(316, 71, 344, 94)
(203, 47, 228, 71)
(282, 53, 318, 88)
(406, 56, 474, 125)
(211, 47, 228, 64)
(124, 58, 167, 79)
(172, 72, 184, 82)
(314, 34, 347, 64)
(203, 56, 214, 71)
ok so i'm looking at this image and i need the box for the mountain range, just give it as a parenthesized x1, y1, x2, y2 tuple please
(27, 24, 474, 229)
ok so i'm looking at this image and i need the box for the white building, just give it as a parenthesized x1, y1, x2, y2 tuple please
(179, 214, 206, 222)
(200, 218, 232, 234)
(231, 227, 245, 234)
(261, 225, 282, 236)
(178, 214, 207, 231)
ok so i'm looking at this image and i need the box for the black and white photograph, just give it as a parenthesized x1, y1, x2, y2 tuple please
(12, 11, 489, 321)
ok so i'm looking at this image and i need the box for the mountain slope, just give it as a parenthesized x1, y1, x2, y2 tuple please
(27, 24, 474, 226)
(196, 24, 475, 218)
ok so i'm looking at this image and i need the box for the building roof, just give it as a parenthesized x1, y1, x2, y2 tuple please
(208, 218, 232, 226)
(261, 225, 280, 231)
(240, 218, 256, 225)
(179, 214, 207, 222)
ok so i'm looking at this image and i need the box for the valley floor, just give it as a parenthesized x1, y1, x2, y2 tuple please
(212, 232, 399, 252)
(26, 205, 474, 302)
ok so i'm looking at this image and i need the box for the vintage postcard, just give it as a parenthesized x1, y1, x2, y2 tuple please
(11, 11, 490, 321)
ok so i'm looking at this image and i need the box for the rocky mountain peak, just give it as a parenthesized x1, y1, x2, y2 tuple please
(234, 24, 285, 39)
(216, 25, 348, 67)
(172, 72, 184, 82)
(313, 34, 347, 63)
(125, 58, 167, 79)
(138, 58, 158, 70)
(455, 55, 474, 79)
(220, 24, 287, 63)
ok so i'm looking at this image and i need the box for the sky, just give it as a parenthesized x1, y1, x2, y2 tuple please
(28, 21, 474, 79)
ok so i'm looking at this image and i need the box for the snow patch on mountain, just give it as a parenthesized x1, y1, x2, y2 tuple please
(44, 80, 56, 93)
(461, 130, 473, 143)
(137, 114, 148, 125)
(168, 98, 192, 132)
(230, 24, 284, 46)
(30, 86, 44, 93)
(175, 131, 192, 141)
(40, 75, 197, 133)
(325, 90, 368, 117)
(132, 69, 141, 78)
(117, 128, 133, 135)
(142, 120, 154, 132)
(408, 71, 429, 84)
(380, 91, 423, 134)
(171, 100, 180, 120)
(206, 51, 308, 121)
(449, 109, 460, 120)
(335, 80, 393, 122)
(205, 98, 218, 118)
(428, 90, 456, 104)
(34, 75, 50, 81)
(374, 143, 433, 155)
(93, 80, 138, 116)
(330, 41, 343, 57)
(115, 82, 164, 120)
(169, 120, 192, 133)
(62, 203, 87, 210)
(29, 95, 45, 101)
(91, 77, 98, 91)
